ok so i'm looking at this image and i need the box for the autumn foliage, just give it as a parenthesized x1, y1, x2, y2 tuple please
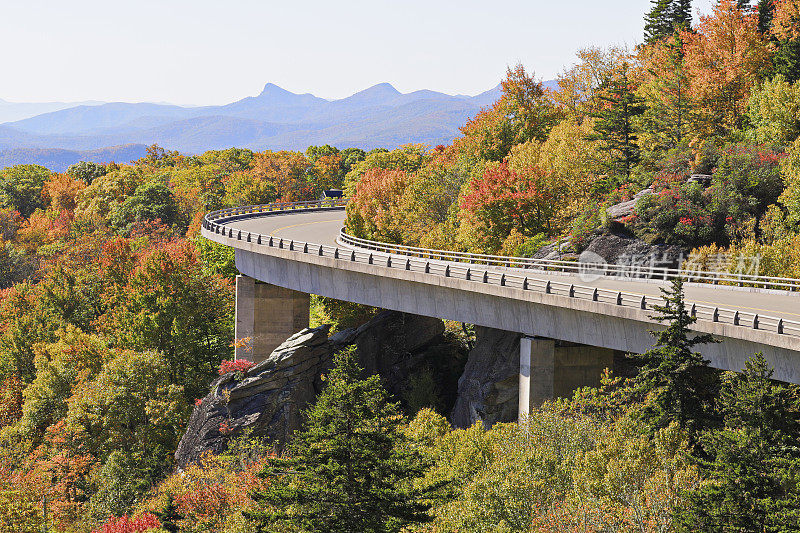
(90, 513, 160, 533)
(3, 0, 800, 529)
(461, 161, 557, 251)
(681, 0, 771, 136)
(218, 358, 255, 375)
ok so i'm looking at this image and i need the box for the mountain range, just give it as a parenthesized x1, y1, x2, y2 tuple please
(0, 80, 557, 171)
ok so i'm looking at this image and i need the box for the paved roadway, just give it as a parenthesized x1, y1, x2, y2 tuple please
(226, 209, 800, 325)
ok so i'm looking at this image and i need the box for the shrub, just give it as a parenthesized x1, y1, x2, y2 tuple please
(633, 143, 784, 247)
(90, 512, 160, 533)
(218, 359, 255, 376)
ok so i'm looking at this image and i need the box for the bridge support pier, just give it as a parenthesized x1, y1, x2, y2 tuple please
(235, 275, 310, 364)
(519, 336, 614, 421)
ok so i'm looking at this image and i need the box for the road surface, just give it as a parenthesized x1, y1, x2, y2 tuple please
(225, 209, 800, 324)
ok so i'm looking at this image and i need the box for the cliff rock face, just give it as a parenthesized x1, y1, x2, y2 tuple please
(174, 326, 334, 468)
(175, 311, 449, 468)
(450, 326, 521, 429)
(336, 311, 445, 399)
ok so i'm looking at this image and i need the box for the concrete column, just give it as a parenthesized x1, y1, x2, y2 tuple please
(519, 336, 555, 420)
(519, 337, 615, 422)
(234, 275, 310, 363)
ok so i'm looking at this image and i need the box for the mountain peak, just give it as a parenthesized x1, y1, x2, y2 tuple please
(361, 83, 401, 96)
(258, 83, 294, 97)
(336, 83, 402, 106)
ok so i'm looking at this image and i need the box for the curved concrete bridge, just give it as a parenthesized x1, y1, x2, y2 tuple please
(202, 201, 800, 414)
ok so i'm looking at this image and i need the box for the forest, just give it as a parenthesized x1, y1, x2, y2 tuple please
(3, 0, 800, 531)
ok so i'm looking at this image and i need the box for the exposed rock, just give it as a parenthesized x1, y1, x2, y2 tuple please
(532, 238, 575, 261)
(175, 310, 459, 468)
(343, 311, 446, 400)
(175, 326, 334, 469)
(583, 232, 685, 270)
(450, 326, 521, 429)
(606, 188, 652, 220)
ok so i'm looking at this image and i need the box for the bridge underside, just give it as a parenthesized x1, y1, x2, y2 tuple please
(234, 248, 800, 385)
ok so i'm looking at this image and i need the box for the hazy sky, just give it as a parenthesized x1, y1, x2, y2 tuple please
(0, 0, 718, 105)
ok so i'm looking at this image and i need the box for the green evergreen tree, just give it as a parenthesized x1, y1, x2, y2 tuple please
(643, 0, 692, 44)
(631, 278, 720, 443)
(249, 348, 432, 533)
(774, 31, 800, 83)
(670, 0, 694, 32)
(588, 65, 646, 178)
(152, 495, 183, 533)
(638, 31, 691, 156)
(678, 354, 800, 532)
(758, 0, 775, 35)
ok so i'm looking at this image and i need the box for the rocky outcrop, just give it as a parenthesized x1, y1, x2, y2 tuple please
(450, 326, 521, 429)
(333, 311, 446, 400)
(606, 188, 652, 220)
(175, 311, 458, 468)
(582, 232, 685, 270)
(175, 326, 334, 468)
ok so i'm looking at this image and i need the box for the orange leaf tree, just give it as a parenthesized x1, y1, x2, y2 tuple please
(460, 161, 558, 252)
(682, 0, 772, 137)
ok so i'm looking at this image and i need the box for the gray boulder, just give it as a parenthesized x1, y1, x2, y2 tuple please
(583, 232, 685, 270)
(606, 188, 652, 220)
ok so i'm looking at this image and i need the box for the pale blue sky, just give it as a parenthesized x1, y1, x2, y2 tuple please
(0, 0, 717, 104)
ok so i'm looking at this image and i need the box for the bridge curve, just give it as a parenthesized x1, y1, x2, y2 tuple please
(202, 201, 800, 384)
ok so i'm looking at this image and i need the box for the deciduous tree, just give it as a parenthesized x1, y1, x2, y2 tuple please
(682, 0, 771, 136)
(460, 161, 560, 252)
(0, 165, 51, 217)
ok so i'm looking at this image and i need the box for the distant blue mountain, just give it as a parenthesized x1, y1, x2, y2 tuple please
(0, 99, 104, 124)
(0, 144, 147, 172)
(0, 79, 558, 168)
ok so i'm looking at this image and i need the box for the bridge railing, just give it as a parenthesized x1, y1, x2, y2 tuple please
(338, 231, 800, 292)
(205, 199, 348, 222)
(201, 201, 800, 340)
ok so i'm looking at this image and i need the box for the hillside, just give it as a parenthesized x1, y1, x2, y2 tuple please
(0, 144, 147, 171)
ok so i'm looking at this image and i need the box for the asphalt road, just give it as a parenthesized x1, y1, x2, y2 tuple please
(226, 209, 800, 324)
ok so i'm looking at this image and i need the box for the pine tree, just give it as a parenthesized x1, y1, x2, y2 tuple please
(588, 64, 645, 178)
(249, 348, 432, 533)
(678, 354, 800, 532)
(638, 32, 691, 155)
(643, 0, 693, 44)
(670, 0, 694, 31)
(758, 0, 775, 34)
(644, 0, 675, 44)
(152, 495, 182, 533)
(774, 40, 800, 82)
(631, 278, 720, 443)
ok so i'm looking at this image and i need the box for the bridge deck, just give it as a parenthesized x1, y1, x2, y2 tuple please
(224, 209, 800, 325)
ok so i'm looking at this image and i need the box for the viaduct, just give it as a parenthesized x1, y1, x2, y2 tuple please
(202, 201, 800, 419)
